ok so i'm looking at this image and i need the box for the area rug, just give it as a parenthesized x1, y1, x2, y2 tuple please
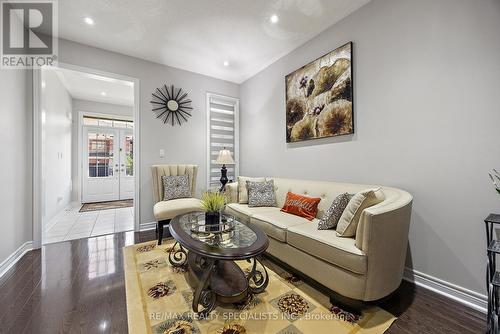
(79, 199, 133, 212)
(124, 239, 396, 334)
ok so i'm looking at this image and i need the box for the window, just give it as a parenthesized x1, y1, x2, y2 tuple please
(207, 93, 239, 189)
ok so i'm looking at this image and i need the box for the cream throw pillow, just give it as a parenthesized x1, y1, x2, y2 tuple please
(238, 176, 266, 204)
(336, 188, 383, 237)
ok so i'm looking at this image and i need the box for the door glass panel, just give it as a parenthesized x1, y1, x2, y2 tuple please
(124, 134, 133, 176)
(98, 119, 113, 127)
(83, 117, 133, 128)
(88, 132, 114, 177)
(113, 120, 127, 128)
(83, 117, 98, 126)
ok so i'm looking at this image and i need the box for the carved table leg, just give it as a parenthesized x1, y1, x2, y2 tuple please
(192, 256, 217, 318)
(168, 242, 188, 267)
(246, 256, 269, 294)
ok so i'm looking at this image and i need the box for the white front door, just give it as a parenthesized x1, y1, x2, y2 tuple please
(82, 127, 134, 203)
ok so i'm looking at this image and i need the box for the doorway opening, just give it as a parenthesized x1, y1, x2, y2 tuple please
(38, 65, 139, 245)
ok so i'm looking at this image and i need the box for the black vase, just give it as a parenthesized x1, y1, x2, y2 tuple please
(205, 212, 220, 225)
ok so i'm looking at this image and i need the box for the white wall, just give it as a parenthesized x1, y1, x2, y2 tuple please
(41, 69, 73, 224)
(71, 99, 133, 201)
(239, 0, 500, 296)
(0, 69, 33, 263)
(58, 39, 240, 225)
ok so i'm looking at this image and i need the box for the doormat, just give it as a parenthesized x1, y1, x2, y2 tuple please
(80, 199, 133, 212)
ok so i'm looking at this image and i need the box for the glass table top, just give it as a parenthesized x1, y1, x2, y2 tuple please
(177, 212, 257, 249)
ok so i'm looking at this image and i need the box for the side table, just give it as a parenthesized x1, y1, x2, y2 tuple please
(485, 214, 500, 333)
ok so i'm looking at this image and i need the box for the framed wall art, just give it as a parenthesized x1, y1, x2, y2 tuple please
(285, 42, 353, 143)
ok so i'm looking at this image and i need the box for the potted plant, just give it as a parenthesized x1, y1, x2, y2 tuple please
(490, 169, 500, 194)
(201, 191, 226, 225)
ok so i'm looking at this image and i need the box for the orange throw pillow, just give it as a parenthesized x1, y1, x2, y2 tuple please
(281, 192, 321, 220)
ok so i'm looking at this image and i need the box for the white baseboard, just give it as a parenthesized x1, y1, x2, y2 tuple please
(0, 241, 34, 278)
(140, 221, 157, 231)
(403, 267, 487, 313)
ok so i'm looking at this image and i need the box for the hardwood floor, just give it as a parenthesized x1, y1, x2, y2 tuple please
(0, 231, 486, 333)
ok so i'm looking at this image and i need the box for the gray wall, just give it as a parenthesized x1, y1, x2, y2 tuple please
(0, 70, 33, 263)
(239, 0, 500, 295)
(42, 69, 73, 224)
(71, 99, 133, 201)
(58, 39, 240, 225)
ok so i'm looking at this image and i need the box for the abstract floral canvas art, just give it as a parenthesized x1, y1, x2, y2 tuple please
(285, 42, 353, 142)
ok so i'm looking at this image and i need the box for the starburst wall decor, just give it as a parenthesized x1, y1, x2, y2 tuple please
(151, 85, 192, 126)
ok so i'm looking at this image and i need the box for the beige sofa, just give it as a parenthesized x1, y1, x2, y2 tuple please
(225, 177, 412, 302)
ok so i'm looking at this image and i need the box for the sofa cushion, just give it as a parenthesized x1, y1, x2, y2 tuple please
(287, 221, 367, 274)
(153, 198, 203, 221)
(250, 211, 312, 242)
(225, 203, 279, 222)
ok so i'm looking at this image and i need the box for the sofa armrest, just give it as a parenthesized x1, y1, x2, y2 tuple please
(225, 182, 238, 204)
(355, 189, 413, 300)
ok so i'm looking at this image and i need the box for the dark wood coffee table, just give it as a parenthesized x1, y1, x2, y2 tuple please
(168, 212, 269, 317)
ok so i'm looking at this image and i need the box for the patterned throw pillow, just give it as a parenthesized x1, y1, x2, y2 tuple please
(162, 175, 191, 201)
(238, 176, 266, 204)
(247, 180, 277, 207)
(281, 192, 321, 221)
(318, 193, 352, 230)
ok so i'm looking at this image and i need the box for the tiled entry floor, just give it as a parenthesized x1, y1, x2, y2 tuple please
(44, 202, 135, 244)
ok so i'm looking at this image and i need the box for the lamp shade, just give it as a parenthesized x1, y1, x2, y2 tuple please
(215, 149, 235, 165)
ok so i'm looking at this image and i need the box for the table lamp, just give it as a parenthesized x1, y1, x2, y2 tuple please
(215, 148, 235, 192)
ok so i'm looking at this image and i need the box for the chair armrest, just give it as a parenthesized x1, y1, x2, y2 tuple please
(225, 182, 238, 203)
(355, 189, 413, 300)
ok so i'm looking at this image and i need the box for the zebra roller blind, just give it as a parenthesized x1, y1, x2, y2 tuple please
(207, 93, 239, 188)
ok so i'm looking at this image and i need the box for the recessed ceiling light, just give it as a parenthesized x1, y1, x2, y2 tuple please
(84, 17, 94, 25)
(223, 61, 229, 67)
(100, 91, 106, 96)
(270, 14, 279, 24)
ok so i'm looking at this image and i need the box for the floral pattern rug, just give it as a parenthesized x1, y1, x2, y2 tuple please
(124, 239, 396, 334)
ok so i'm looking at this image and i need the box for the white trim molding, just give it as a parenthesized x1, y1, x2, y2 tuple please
(403, 267, 487, 313)
(0, 242, 34, 278)
(140, 221, 157, 231)
(33, 62, 141, 247)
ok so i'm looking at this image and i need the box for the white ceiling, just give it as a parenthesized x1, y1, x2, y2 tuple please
(59, 0, 370, 83)
(51, 67, 134, 106)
